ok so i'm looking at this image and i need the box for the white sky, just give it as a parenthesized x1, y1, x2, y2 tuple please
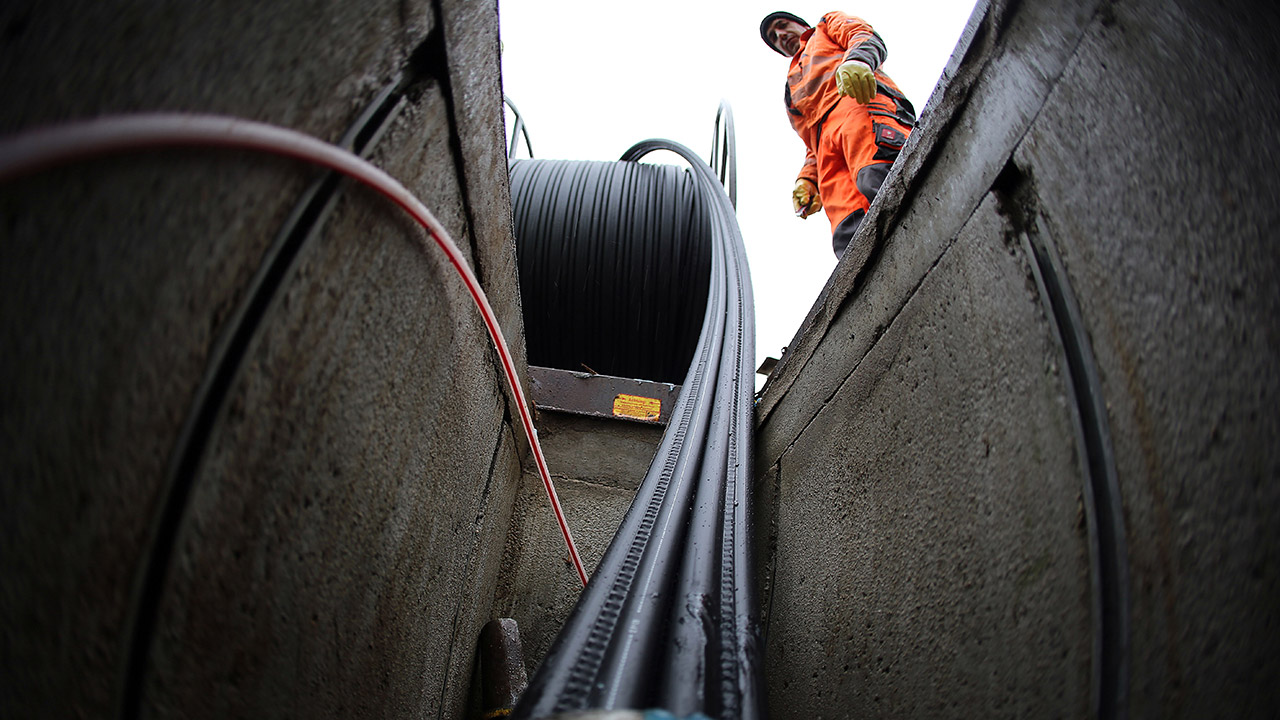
(498, 1, 979, 381)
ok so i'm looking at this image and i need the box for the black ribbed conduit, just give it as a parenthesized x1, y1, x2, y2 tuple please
(512, 136, 761, 720)
(510, 158, 712, 384)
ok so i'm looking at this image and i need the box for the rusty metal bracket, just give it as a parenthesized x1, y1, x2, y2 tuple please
(528, 366, 680, 426)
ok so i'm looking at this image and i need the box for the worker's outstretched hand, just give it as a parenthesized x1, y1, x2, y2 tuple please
(835, 60, 876, 103)
(792, 178, 822, 218)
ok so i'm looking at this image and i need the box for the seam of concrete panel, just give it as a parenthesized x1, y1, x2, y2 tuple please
(768, 223, 965, 472)
(423, 19, 484, 278)
(413, 11, 493, 318)
(757, 459, 782, 638)
(432, 0, 534, 467)
(755, 0, 1108, 465)
(438, 412, 512, 716)
(549, 473, 637, 492)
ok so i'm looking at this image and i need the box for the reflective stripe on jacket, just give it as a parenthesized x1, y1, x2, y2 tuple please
(783, 11, 907, 182)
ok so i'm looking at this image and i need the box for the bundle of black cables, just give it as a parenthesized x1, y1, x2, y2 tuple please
(509, 134, 763, 720)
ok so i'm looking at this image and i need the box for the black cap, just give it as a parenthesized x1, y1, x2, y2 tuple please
(759, 11, 810, 55)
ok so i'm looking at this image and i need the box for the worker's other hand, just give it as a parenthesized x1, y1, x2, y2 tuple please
(792, 178, 822, 218)
(835, 60, 876, 103)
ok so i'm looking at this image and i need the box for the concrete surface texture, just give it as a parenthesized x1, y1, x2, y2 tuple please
(494, 411, 664, 674)
(0, 1, 523, 718)
(756, 0, 1279, 717)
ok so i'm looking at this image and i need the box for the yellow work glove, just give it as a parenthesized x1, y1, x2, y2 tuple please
(834, 60, 876, 104)
(792, 178, 822, 218)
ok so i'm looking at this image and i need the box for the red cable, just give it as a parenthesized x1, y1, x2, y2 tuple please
(0, 113, 590, 587)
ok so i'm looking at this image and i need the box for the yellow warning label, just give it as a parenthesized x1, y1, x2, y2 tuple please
(612, 394, 662, 421)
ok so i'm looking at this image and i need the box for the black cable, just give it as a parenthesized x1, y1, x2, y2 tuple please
(511, 133, 761, 720)
(1022, 232, 1130, 720)
(710, 101, 737, 209)
(628, 139, 761, 720)
(503, 95, 535, 158)
(117, 80, 407, 720)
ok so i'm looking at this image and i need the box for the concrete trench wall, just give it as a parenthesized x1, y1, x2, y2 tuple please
(7, 0, 1279, 718)
(0, 1, 528, 718)
(755, 0, 1279, 717)
(493, 411, 664, 674)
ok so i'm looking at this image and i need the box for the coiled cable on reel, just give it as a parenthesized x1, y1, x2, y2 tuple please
(509, 158, 712, 384)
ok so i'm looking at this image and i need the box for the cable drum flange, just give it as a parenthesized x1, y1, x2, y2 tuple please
(509, 158, 712, 384)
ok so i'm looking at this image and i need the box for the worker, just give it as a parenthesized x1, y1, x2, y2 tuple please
(760, 11, 916, 258)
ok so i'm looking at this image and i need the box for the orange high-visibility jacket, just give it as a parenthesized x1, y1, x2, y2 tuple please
(783, 11, 908, 184)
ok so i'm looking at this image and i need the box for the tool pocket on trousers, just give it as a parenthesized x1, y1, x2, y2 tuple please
(872, 122, 906, 162)
(875, 82, 918, 127)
